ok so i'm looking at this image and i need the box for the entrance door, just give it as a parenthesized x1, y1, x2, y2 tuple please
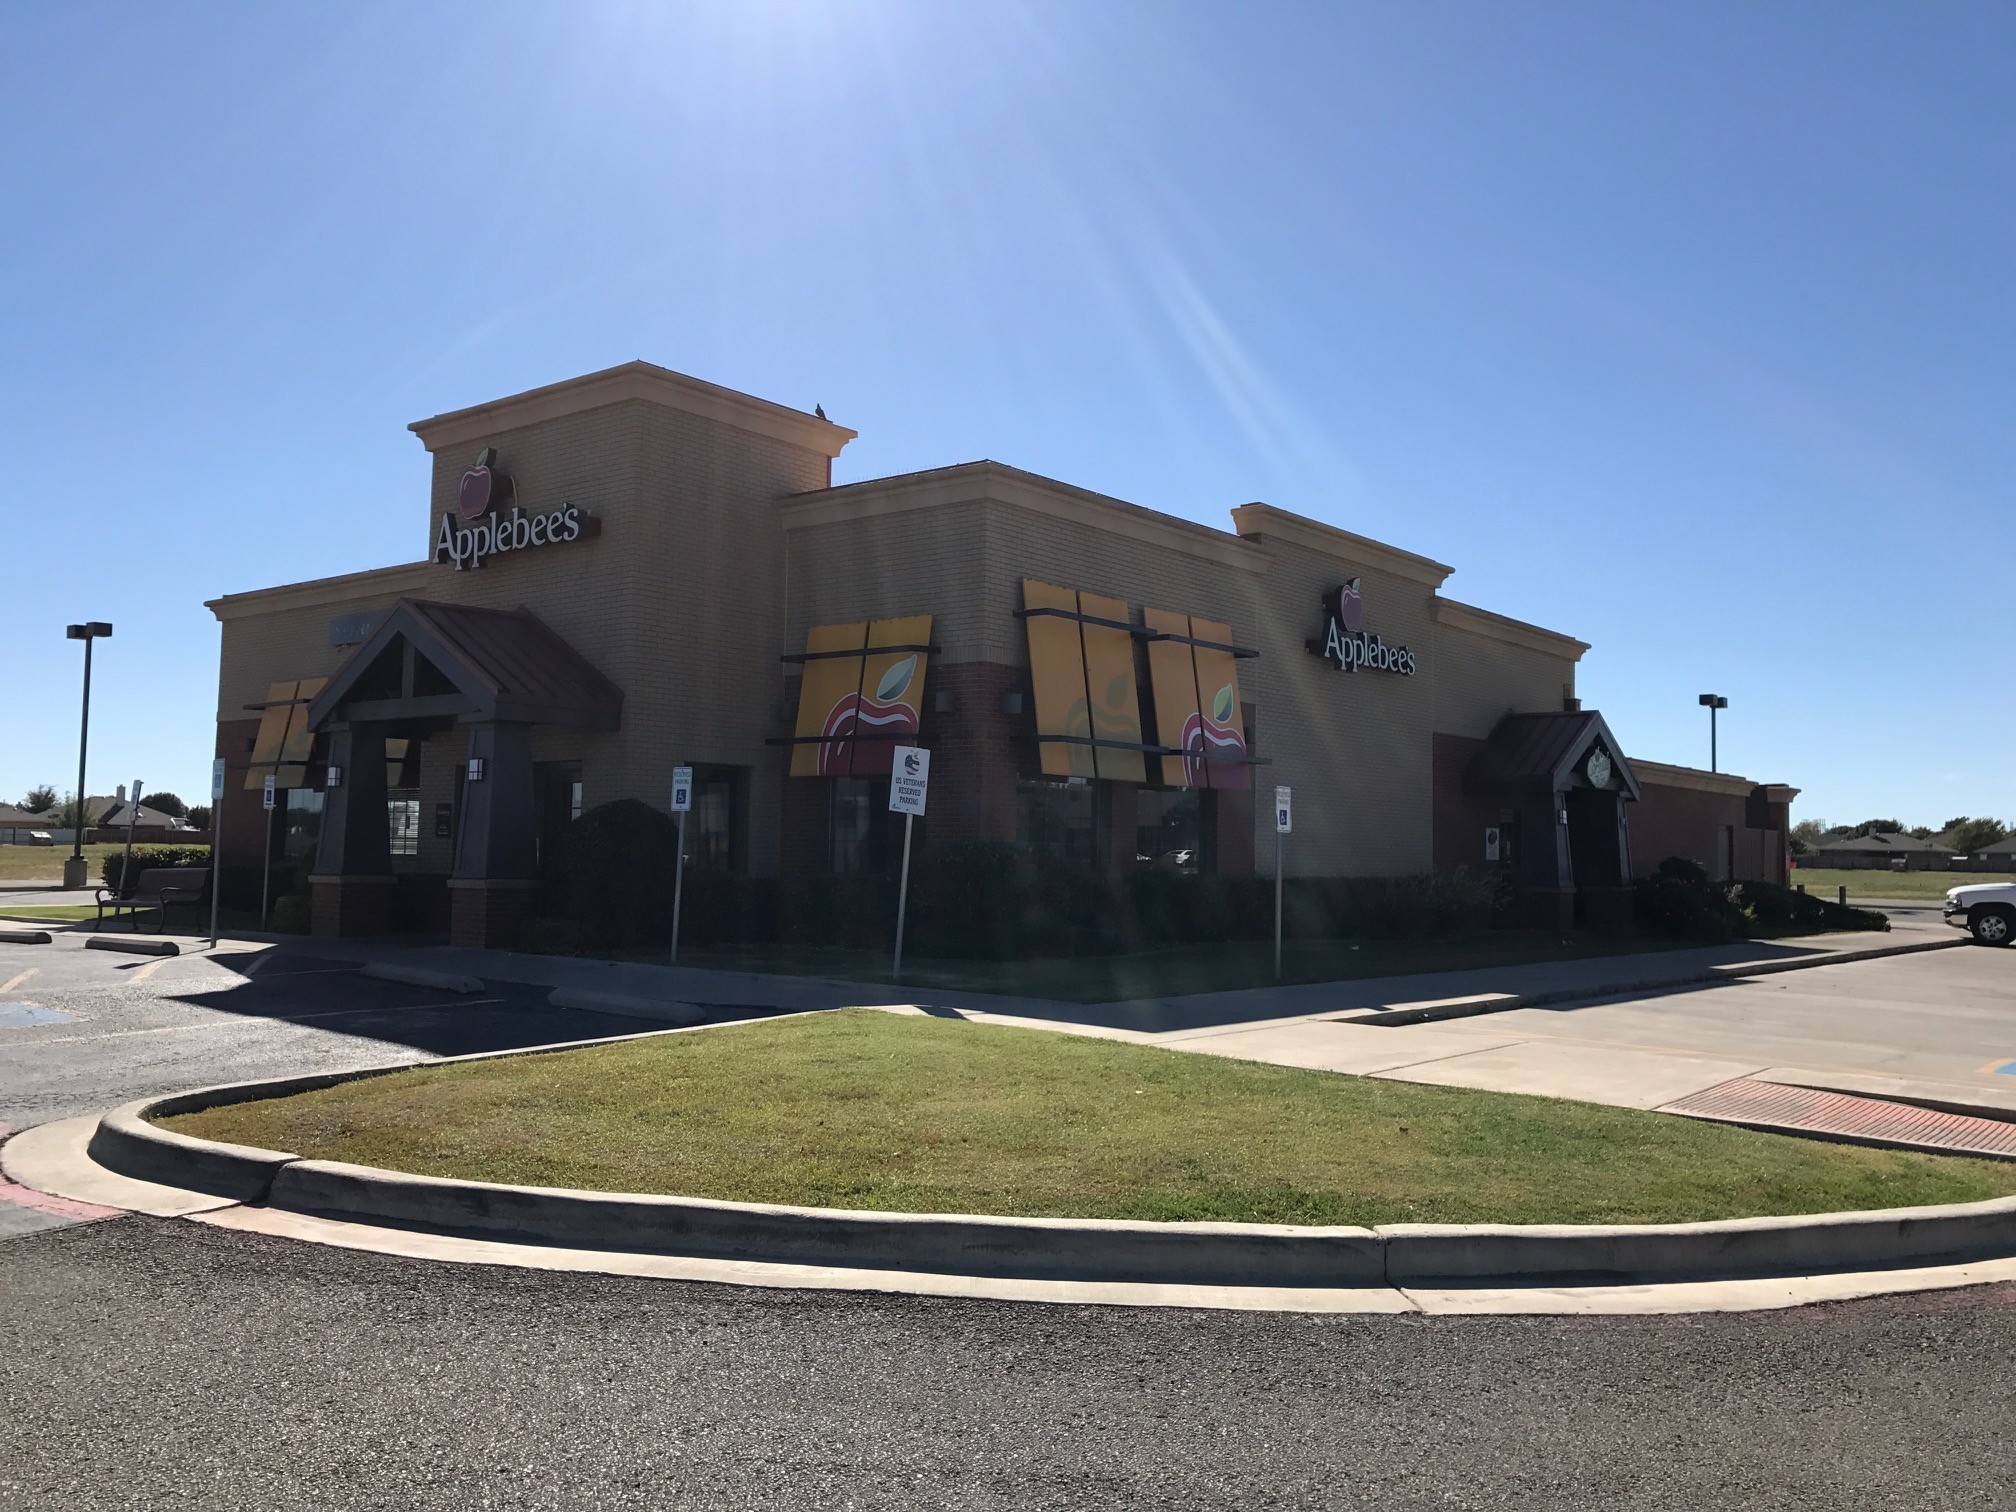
(534, 762, 584, 873)
(1565, 789, 1624, 925)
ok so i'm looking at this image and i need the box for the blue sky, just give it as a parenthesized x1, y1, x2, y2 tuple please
(3, 2, 2010, 829)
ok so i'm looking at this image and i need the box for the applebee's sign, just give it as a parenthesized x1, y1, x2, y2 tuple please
(434, 448, 587, 571)
(1307, 579, 1417, 677)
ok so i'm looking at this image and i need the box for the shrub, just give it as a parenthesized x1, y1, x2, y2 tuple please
(547, 799, 679, 950)
(1737, 880, 1887, 935)
(1634, 858, 1750, 942)
(101, 845, 213, 896)
(269, 894, 312, 934)
(518, 917, 583, 955)
(1632, 859, 1889, 943)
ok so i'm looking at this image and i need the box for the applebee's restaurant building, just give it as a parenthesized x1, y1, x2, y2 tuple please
(207, 362, 1797, 947)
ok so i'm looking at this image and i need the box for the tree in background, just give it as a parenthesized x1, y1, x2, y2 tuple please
(1846, 818, 1907, 838)
(1946, 817, 2010, 856)
(18, 785, 57, 813)
(143, 791, 188, 819)
(1789, 819, 1829, 854)
(186, 805, 212, 831)
(46, 793, 87, 830)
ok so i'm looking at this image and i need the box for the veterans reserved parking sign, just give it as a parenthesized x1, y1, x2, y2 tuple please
(889, 746, 930, 816)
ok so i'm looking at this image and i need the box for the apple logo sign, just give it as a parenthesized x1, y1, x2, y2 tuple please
(458, 447, 510, 520)
(1337, 578, 1364, 633)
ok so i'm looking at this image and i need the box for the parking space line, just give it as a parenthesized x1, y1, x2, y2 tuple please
(0, 968, 36, 994)
(130, 955, 177, 984)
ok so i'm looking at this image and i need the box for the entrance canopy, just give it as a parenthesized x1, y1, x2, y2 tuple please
(304, 598, 622, 733)
(1463, 709, 1640, 801)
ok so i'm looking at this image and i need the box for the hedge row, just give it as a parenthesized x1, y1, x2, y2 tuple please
(100, 846, 216, 896)
(1634, 857, 1888, 942)
(544, 799, 1512, 958)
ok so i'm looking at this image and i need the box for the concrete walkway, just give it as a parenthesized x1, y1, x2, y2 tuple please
(205, 920, 1956, 1035)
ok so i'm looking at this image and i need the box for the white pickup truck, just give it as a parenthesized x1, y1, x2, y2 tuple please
(1944, 883, 2016, 945)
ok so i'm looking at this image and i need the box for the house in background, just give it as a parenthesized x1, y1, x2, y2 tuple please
(1973, 833, 2016, 871)
(0, 804, 55, 844)
(1802, 831, 1955, 871)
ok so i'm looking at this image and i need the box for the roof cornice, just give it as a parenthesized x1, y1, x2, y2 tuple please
(207, 561, 435, 622)
(782, 461, 1271, 573)
(408, 361, 857, 459)
(1630, 758, 1770, 798)
(1433, 596, 1589, 662)
(1229, 503, 1452, 588)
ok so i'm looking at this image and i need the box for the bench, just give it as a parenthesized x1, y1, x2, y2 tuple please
(95, 867, 211, 934)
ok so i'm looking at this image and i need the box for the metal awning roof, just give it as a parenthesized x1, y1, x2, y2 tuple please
(1464, 709, 1641, 800)
(305, 598, 623, 732)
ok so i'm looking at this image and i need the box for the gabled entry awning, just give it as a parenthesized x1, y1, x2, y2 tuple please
(304, 598, 623, 732)
(1464, 710, 1641, 800)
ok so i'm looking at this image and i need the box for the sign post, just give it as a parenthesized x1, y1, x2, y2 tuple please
(209, 759, 225, 948)
(668, 766, 693, 964)
(119, 779, 143, 905)
(1273, 786, 1292, 979)
(260, 774, 276, 932)
(887, 746, 930, 983)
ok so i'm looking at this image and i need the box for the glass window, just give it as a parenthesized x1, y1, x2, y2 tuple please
(1016, 779, 1102, 871)
(388, 795, 420, 858)
(689, 770, 745, 874)
(830, 778, 882, 875)
(1135, 788, 1205, 874)
(282, 789, 323, 863)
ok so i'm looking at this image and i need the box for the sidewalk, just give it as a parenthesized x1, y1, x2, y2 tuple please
(223, 916, 1960, 1034)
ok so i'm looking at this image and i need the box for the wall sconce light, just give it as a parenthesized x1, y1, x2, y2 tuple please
(999, 691, 1025, 716)
(325, 765, 344, 789)
(934, 690, 956, 714)
(466, 757, 486, 782)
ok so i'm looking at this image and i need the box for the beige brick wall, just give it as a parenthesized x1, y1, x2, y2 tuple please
(216, 384, 1589, 888)
(1430, 620, 1578, 740)
(217, 393, 830, 875)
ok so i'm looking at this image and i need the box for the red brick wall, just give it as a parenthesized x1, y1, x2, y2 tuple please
(1631, 778, 1785, 884)
(1431, 733, 1503, 873)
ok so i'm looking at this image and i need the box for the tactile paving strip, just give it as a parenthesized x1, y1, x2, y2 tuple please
(1661, 1077, 2016, 1160)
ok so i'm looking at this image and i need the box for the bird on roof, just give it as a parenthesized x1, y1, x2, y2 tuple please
(814, 404, 827, 419)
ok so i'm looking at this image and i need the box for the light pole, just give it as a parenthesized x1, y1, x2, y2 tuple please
(1698, 693, 1728, 774)
(63, 622, 113, 889)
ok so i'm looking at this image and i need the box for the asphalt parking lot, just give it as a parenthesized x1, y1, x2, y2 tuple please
(4, 929, 2016, 1508)
(1, 1216, 2011, 1511)
(0, 933, 650, 1131)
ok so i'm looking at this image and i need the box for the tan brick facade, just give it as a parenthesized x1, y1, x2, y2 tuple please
(206, 362, 1792, 936)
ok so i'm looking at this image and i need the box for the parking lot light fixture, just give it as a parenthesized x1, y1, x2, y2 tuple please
(1698, 693, 1728, 773)
(63, 622, 113, 889)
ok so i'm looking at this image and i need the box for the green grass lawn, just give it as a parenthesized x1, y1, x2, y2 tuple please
(0, 841, 207, 883)
(165, 1009, 2016, 1226)
(1790, 867, 2012, 901)
(663, 930, 1704, 1003)
(0, 905, 98, 921)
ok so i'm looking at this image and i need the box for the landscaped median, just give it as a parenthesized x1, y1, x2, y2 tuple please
(72, 1009, 2016, 1290)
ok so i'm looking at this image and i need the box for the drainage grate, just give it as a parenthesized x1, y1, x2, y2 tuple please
(1661, 1078, 2016, 1161)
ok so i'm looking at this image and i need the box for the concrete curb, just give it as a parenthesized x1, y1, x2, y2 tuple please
(0, 928, 53, 944)
(84, 935, 178, 957)
(362, 962, 485, 994)
(90, 1039, 2016, 1287)
(1344, 934, 1966, 1026)
(547, 988, 705, 1025)
(266, 1160, 1387, 1285)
